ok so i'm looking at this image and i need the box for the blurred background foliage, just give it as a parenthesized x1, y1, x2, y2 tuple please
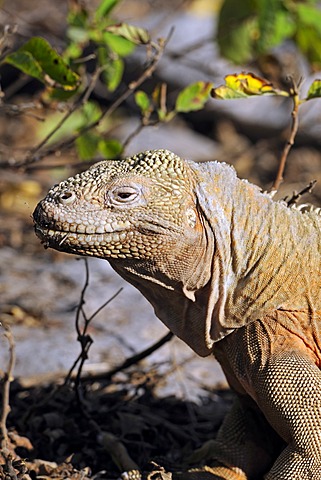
(218, 0, 321, 68)
(2, 0, 321, 165)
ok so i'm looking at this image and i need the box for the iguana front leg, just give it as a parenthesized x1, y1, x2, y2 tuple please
(256, 352, 321, 479)
(214, 317, 321, 480)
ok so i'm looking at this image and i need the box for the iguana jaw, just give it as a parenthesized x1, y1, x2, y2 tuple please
(33, 202, 180, 260)
(33, 219, 136, 258)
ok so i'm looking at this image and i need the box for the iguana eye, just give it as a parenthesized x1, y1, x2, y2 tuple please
(110, 186, 139, 204)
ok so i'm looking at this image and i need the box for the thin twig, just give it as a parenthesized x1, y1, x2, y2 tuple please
(0, 324, 16, 449)
(58, 39, 166, 148)
(159, 82, 167, 116)
(285, 180, 317, 207)
(75, 258, 90, 338)
(122, 119, 160, 155)
(270, 79, 300, 192)
(121, 121, 146, 154)
(64, 259, 123, 397)
(86, 287, 123, 323)
(83, 331, 174, 382)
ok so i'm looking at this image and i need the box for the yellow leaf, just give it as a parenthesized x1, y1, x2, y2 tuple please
(212, 72, 290, 99)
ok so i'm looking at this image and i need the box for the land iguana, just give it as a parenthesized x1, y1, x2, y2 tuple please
(33, 149, 321, 480)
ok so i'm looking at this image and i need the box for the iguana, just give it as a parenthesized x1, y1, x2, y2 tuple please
(33, 149, 321, 480)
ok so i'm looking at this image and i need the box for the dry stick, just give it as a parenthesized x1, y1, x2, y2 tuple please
(99, 431, 140, 474)
(82, 331, 174, 383)
(270, 81, 300, 192)
(0, 325, 16, 450)
(73, 286, 124, 396)
(122, 118, 160, 155)
(64, 258, 91, 387)
(285, 180, 317, 207)
(64, 259, 123, 392)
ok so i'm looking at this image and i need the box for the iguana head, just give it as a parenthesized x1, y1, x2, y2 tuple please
(33, 149, 209, 290)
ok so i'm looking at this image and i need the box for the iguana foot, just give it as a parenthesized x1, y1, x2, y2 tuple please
(173, 464, 247, 480)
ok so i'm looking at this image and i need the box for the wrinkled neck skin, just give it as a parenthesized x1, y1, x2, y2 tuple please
(111, 225, 214, 297)
(193, 161, 321, 349)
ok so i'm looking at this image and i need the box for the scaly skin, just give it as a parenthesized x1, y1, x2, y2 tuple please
(34, 150, 321, 479)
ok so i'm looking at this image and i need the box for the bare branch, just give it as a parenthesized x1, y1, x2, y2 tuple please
(270, 78, 300, 192)
(284, 180, 317, 207)
(0, 324, 16, 450)
(83, 331, 174, 383)
(64, 259, 123, 400)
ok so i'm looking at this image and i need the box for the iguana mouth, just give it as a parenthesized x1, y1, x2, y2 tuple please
(34, 224, 138, 259)
(34, 221, 132, 244)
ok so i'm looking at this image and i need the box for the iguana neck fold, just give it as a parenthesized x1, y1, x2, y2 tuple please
(192, 160, 321, 347)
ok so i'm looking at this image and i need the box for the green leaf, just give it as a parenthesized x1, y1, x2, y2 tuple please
(305, 79, 321, 100)
(175, 82, 213, 112)
(63, 42, 83, 61)
(76, 133, 99, 160)
(295, 25, 321, 68)
(135, 91, 150, 114)
(106, 23, 150, 45)
(100, 55, 124, 91)
(82, 101, 102, 123)
(95, 0, 120, 20)
(37, 111, 84, 145)
(103, 32, 135, 56)
(37, 101, 101, 145)
(5, 51, 43, 80)
(256, 0, 292, 54)
(98, 138, 123, 158)
(157, 109, 176, 122)
(42, 86, 79, 102)
(4, 37, 80, 90)
(267, 10, 296, 47)
(211, 86, 248, 99)
(67, 6, 88, 28)
(217, 0, 295, 63)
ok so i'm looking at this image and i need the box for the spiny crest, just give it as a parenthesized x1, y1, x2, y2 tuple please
(68, 149, 192, 196)
(125, 149, 187, 177)
(88, 149, 189, 181)
(290, 203, 321, 216)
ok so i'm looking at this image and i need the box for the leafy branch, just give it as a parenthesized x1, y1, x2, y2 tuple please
(0, 0, 215, 170)
(211, 72, 321, 191)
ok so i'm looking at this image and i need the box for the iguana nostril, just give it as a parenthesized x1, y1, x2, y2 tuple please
(59, 190, 76, 204)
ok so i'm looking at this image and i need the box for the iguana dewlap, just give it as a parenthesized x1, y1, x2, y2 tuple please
(33, 149, 321, 479)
